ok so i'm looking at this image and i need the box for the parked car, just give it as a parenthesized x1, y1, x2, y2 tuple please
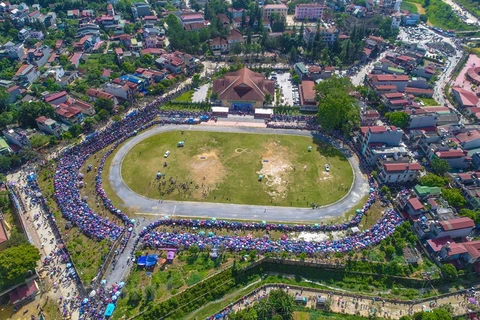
(164, 151, 171, 158)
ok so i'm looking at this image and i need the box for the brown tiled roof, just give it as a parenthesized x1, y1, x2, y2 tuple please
(439, 217, 475, 231)
(212, 67, 274, 103)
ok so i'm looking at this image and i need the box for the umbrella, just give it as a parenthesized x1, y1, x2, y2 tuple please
(314, 223, 319, 227)
(66, 263, 72, 268)
(128, 227, 133, 232)
(247, 234, 252, 239)
(83, 298, 89, 304)
(119, 282, 125, 287)
(82, 196, 88, 201)
(212, 218, 216, 221)
(131, 219, 135, 223)
(208, 231, 215, 237)
(89, 290, 96, 297)
(117, 210, 122, 214)
(198, 231, 205, 236)
(112, 295, 117, 300)
(281, 234, 288, 240)
(164, 215, 169, 219)
(101, 280, 107, 285)
(356, 209, 361, 213)
(262, 221, 266, 224)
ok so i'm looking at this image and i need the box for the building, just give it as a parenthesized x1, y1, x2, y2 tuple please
(294, 62, 309, 79)
(360, 125, 404, 153)
(227, 8, 244, 19)
(3, 128, 30, 148)
(45, 91, 68, 105)
(209, 29, 244, 54)
(212, 67, 275, 111)
(368, 74, 410, 92)
(105, 83, 133, 101)
(298, 80, 317, 111)
(132, 2, 152, 19)
(378, 161, 422, 184)
(451, 86, 479, 108)
(55, 105, 83, 124)
(304, 26, 337, 45)
(179, 12, 205, 26)
(17, 28, 30, 41)
(263, 4, 288, 18)
(294, 4, 325, 20)
(456, 130, 480, 150)
(35, 116, 63, 137)
(14, 64, 38, 86)
(86, 88, 117, 104)
(429, 217, 475, 239)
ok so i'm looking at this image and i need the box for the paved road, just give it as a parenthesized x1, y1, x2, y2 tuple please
(108, 124, 369, 222)
(192, 84, 209, 102)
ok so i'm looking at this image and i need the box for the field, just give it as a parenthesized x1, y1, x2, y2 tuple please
(121, 131, 353, 207)
(401, 1, 419, 13)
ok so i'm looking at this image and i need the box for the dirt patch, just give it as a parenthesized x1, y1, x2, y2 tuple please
(189, 150, 225, 198)
(257, 142, 292, 200)
(410, 2, 426, 14)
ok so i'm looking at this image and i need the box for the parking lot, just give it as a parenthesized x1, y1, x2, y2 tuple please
(272, 71, 299, 106)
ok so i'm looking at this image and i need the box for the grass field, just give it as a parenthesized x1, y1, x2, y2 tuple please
(121, 131, 353, 207)
(401, 1, 419, 13)
(173, 90, 194, 102)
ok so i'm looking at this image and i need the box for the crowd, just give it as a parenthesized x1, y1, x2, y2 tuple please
(137, 207, 402, 254)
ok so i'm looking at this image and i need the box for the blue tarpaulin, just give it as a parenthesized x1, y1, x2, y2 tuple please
(104, 303, 115, 317)
(126, 110, 137, 118)
(137, 256, 147, 266)
(146, 254, 158, 267)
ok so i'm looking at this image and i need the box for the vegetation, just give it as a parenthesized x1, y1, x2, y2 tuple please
(0, 244, 40, 291)
(385, 111, 409, 128)
(425, 0, 475, 30)
(441, 188, 467, 207)
(173, 90, 194, 103)
(316, 76, 359, 136)
(430, 158, 451, 176)
(401, 1, 419, 13)
(418, 173, 449, 187)
(120, 130, 353, 207)
(229, 289, 295, 320)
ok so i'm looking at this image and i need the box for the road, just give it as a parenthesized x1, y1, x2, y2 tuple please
(442, 0, 479, 25)
(350, 51, 389, 86)
(108, 124, 369, 222)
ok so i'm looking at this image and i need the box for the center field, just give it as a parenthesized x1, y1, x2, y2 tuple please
(121, 131, 353, 207)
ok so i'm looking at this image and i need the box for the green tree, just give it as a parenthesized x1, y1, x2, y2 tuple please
(192, 74, 201, 88)
(316, 79, 359, 136)
(459, 208, 480, 224)
(128, 288, 142, 307)
(188, 244, 200, 257)
(83, 117, 97, 131)
(430, 158, 451, 175)
(385, 111, 409, 128)
(94, 98, 114, 114)
(68, 124, 83, 138)
(29, 134, 50, 149)
(385, 245, 395, 259)
(17, 101, 55, 128)
(440, 264, 458, 281)
(6, 230, 28, 248)
(289, 47, 297, 62)
(144, 285, 156, 301)
(0, 244, 40, 290)
(418, 173, 448, 187)
(441, 188, 467, 207)
(122, 62, 135, 73)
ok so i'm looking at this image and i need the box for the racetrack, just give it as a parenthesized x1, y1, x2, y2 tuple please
(108, 125, 369, 222)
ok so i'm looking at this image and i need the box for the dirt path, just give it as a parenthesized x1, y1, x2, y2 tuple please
(410, 2, 426, 14)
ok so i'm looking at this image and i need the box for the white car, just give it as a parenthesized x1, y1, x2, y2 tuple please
(325, 164, 330, 172)
(164, 151, 171, 158)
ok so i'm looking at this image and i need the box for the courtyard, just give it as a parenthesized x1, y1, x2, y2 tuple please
(120, 130, 353, 207)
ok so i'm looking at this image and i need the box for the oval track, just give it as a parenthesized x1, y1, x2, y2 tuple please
(108, 125, 369, 222)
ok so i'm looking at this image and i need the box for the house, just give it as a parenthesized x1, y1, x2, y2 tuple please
(434, 149, 470, 169)
(294, 62, 309, 79)
(361, 110, 380, 126)
(9, 281, 39, 306)
(35, 116, 63, 137)
(263, 4, 288, 18)
(17, 28, 30, 41)
(179, 12, 205, 26)
(3, 128, 30, 148)
(298, 80, 317, 111)
(294, 3, 325, 20)
(304, 26, 337, 45)
(227, 7, 244, 19)
(69, 52, 83, 68)
(212, 67, 275, 111)
(209, 29, 244, 54)
(359, 125, 405, 165)
(55, 105, 83, 124)
(132, 2, 152, 19)
(26, 45, 51, 67)
(86, 88, 117, 104)
(462, 240, 480, 264)
(77, 23, 100, 37)
(45, 91, 68, 105)
(14, 64, 39, 86)
(378, 161, 422, 184)
(104, 83, 133, 101)
(451, 86, 479, 108)
(368, 74, 410, 92)
(430, 217, 475, 239)
(406, 111, 437, 129)
(456, 130, 480, 150)
(406, 197, 425, 216)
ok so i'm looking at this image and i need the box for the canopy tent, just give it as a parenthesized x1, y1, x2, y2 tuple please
(351, 227, 360, 234)
(104, 303, 116, 317)
(146, 254, 159, 267)
(137, 256, 147, 266)
(167, 251, 175, 260)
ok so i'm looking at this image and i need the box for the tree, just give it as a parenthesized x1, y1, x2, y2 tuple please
(316, 83, 359, 136)
(210, 92, 218, 101)
(0, 244, 40, 290)
(128, 289, 142, 307)
(188, 244, 200, 257)
(264, 93, 272, 105)
(385, 111, 409, 128)
(418, 173, 448, 187)
(17, 101, 55, 128)
(144, 285, 156, 301)
(289, 47, 297, 62)
(94, 98, 114, 114)
(459, 208, 480, 224)
(441, 188, 467, 207)
(123, 23, 135, 34)
(30, 134, 50, 149)
(122, 62, 135, 73)
(192, 74, 201, 88)
(83, 117, 97, 131)
(68, 124, 83, 138)
(440, 264, 458, 281)
(385, 245, 395, 259)
(430, 158, 451, 175)
(6, 230, 28, 248)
